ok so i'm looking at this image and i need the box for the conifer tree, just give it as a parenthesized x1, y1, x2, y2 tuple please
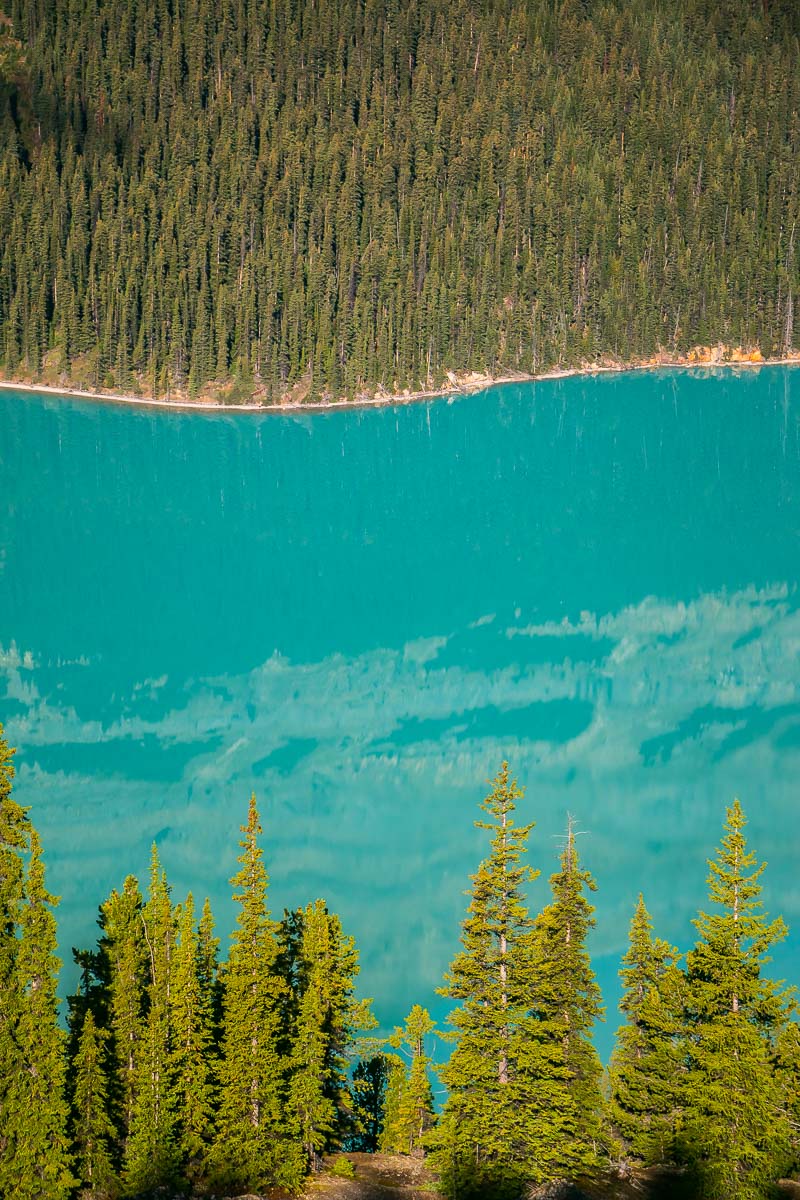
(609, 895, 686, 1165)
(382, 1005, 437, 1155)
(286, 899, 371, 1169)
(0, 724, 24, 1187)
(71, 1011, 118, 1199)
(99, 875, 147, 1157)
(210, 794, 304, 1192)
(349, 1053, 393, 1153)
(683, 800, 794, 1200)
(377, 1056, 407, 1154)
(170, 893, 217, 1186)
(7, 828, 74, 1198)
(197, 895, 222, 1040)
(122, 849, 180, 1196)
(432, 762, 536, 1198)
(519, 820, 606, 1180)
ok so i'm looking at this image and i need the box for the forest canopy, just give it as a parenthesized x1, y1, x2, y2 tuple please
(0, 0, 799, 401)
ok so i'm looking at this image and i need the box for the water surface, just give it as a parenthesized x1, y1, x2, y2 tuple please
(1, 367, 799, 1059)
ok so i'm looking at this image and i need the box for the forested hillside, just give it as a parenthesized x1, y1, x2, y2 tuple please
(0, 0, 799, 402)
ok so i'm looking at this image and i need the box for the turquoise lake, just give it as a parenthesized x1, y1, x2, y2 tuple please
(1, 367, 799, 1061)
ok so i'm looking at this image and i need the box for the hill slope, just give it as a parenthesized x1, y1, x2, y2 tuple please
(1, 0, 799, 402)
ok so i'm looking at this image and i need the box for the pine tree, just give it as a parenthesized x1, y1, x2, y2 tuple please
(377, 1055, 407, 1154)
(71, 1011, 118, 1199)
(286, 898, 373, 1170)
(383, 1005, 436, 1155)
(122, 849, 180, 1196)
(7, 828, 74, 1198)
(683, 800, 794, 1200)
(432, 762, 536, 1198)
(609, 895, 686, 1165)
(0, 724, 24, 1187)
(520, 819, 606, 1180)
(210, 794, 304, 1192)
(99, 875, 147, 1157)
(170, 893, 217, 1186)
(349, 1053, 393, 1153)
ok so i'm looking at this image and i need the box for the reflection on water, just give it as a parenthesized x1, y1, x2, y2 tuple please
(1, 367, 799, 1058)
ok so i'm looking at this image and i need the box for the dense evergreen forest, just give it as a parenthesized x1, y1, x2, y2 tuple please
(0, 0, 799, 402)
(1, 727, 799, 1200)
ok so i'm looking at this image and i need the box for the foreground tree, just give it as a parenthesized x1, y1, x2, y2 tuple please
(609, 895, 686, 1165)
(432, 762, 536, 1198)
(382, 1005, 437, 1155)
(6, 829, 74, 1199)
(170, 893, 218, 1186)
(71, 1011, 117, 1199)
(122, 850, 180, 1196)
(683, 800, 794, 1200)
(209, 795, 304, 1192)
(520, 821, 606, 1180)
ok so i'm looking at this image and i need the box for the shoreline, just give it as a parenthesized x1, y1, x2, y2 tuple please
(1, 353, 799, 414)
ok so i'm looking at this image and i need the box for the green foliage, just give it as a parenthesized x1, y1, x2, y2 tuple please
(683, 800, 795, 1199)
(609, 895, 686, 1165)
(122, 848, 180, 1196)
(0, 724, 73, 1198)
(382, 1006, 437, 1155)
(432, 761, 537, 1197)
(209, 794, 304, 1192)
(169, 892, 218, 1186)
(330, 1154, 356, 1178)
(519, 821, 607, 1180)
(71, 1011, 118, 1199)
(350, 1053, 394, 1153)
(285, 898, 374, 1170)
(1, 0, 799, 400)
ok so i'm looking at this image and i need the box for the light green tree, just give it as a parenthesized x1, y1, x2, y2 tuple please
(608, 894, 686, 1165)
(210, 794, 304, 1192)
(382, 1005, 437, 1155)
(520, 820, 606, 1180)
(287, 899, 373, 1169)
(71, 1011, 118, 1199)
(5, 828, 74, 1199)
(122, 848, 180, 1195)
(170, 892, 217, 1185)
(432, 762, 536, 1198)
(683, 800, 794, 1200)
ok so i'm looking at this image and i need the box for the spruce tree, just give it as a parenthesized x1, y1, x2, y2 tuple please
(99, 875, 147, 1158)
(7, 828, 74, 1198)
(286, 898, 373, 1170)
(609, 895, 686, 1165)
(349, 1054, 393, 1153)
(0, 724, 24, 1188)
(377, 1056, 407, 1154)
(519, 820, 606, 1180)
(170, 893, 217, 1186)
(683, 800, 794, 1200)
(432, 762, 536, 1198)
(382, 1005, 437, 1155)
(210, 794, 304, 1192)
(122, 849, 180, 1196)
(71, 1011, 118, 1199)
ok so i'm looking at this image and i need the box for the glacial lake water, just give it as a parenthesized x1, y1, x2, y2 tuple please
(1, 367, 799, 1061)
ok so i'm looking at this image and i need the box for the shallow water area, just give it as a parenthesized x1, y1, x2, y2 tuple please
(1, 366, 799, 1058)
